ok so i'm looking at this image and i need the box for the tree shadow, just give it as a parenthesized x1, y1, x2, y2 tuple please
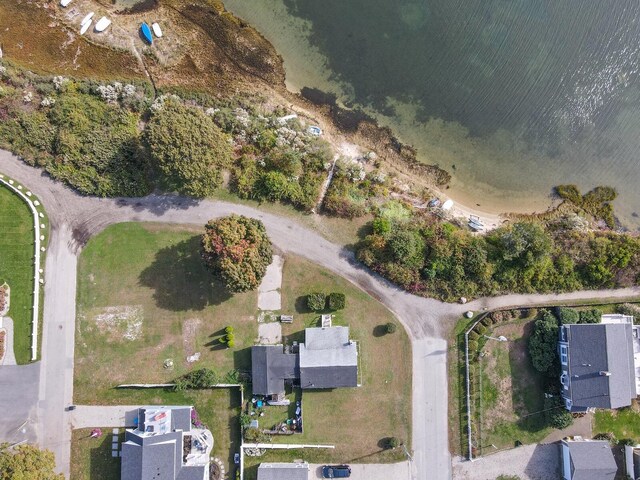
(115, 192, 202, 216)
(138, 236, 231, 311)
(373, 325, 388, 337)
(295, 295, 312, 314)
(377, 437, 393, 449)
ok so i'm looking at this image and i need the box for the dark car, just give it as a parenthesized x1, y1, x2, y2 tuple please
(322, 465, 351, 478)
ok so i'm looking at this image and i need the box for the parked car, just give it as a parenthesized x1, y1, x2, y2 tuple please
(233, 453, 240, 464)
(322, 465, 351, 478)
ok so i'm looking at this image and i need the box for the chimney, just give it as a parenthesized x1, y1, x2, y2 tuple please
(599, 371, 611, 376)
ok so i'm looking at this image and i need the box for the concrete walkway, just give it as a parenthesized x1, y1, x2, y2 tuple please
(1, 317, 16, 366)
(258, 255, 284, 311)
(70, 405, 140, 429)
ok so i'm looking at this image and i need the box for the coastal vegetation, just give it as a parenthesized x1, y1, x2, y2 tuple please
(357, 204, 640, 302)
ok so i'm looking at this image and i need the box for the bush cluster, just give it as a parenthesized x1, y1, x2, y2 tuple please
(555, 184, 617, 228)
(174, 368, 219, 391)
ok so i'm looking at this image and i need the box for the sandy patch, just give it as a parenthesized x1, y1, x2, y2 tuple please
(94, 305, 143, 341)
(182, 318, 201, 356)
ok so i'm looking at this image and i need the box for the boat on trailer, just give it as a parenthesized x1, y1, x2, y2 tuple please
(140, 22, 153, 44)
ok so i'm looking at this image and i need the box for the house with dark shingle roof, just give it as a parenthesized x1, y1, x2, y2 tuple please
(561, 439, 618, 480)
(251, 326, 358, 397)
(121, 406, 212, 480)
(558, 314, 639, 412)
(257, 462, 309, 480)
(251, 345, 299, 396)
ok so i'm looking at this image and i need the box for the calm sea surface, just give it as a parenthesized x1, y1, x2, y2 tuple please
(223, 0, 640, 228)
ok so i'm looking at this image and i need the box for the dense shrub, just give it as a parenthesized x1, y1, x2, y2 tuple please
(145, 99, 233, 196)
(385, 322, 397, 334)
(174, 368, 219, 390)
(617, 303, 640, 319)
(555, 307, 579, 325)
(306, 292, 326, 311)
(328, 292, 346, 310)
(528, 310, 559, 375)
(544, 395, 573, 429)
(201, 215, 273, 292)
(579, 308, 602, 324)
(555, 184, 617, 227)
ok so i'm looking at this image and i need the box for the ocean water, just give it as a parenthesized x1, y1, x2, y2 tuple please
(223, 0, 640, 228)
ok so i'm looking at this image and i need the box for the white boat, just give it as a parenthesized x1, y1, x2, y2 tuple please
(94, 17, 111, 32)
(80, 19, 92, 35)
(60, 0, 72, 7)
(441, 199, 454, 211)
(81, 12, 94, 27)
(151, 22, 163, 38)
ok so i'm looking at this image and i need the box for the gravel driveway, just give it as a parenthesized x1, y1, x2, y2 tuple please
(452, 444, 560, 480)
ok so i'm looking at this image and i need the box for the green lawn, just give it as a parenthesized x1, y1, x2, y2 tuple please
(594, 407, 640, 442)
(74, 222, 411, 469)
(0, 185, 36, 364)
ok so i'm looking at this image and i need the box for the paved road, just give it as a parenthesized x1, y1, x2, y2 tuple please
(3, 150, 640, 479)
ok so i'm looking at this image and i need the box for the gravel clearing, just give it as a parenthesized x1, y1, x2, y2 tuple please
(452, 444, 560, 480)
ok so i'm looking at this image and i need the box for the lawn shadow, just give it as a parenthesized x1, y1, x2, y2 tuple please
(233, 347, 252, 372)
(295, 295, 312, 314)
(88, 432, 121, 480)
(373, 325, 388, 337)
(138, 236, 232, 311)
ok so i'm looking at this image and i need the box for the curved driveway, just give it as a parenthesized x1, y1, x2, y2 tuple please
(2, 150, 640, 479)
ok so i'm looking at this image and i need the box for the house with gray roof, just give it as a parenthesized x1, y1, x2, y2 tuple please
(251, 325, 358, 396)
(561, 439, 618, 480)
(558, 314, 639, 412)
(257, 462, 309, 480)
(121, 406, 213, 480)
(299, 326, 358, 389)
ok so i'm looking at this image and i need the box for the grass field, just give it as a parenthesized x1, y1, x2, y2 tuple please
(594, 406, 640, 442)
(476, 318, 552, 452)
(0, 185, 36, 364)
(74, 222, 411, 471)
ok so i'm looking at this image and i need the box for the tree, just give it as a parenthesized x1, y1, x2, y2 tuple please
(386, 437, 400, 449)
(328, 292, 346, 310)
(145, 98, 233, 197)
(0, 444, 63, 480)
(491, 222, 551, 267)
(528, 310, 559, 374)
(385, 322, 397, 334)
(201, 215, 273, 292)
(307, 292, 326, 311)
